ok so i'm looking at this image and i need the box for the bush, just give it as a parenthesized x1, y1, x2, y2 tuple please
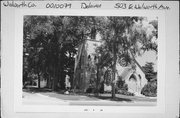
(86, 87, 95, 93)
(117, 89, 134, 96)
(117, 76, 128, 90)
(141, 81, 157, 97)
(116, 77, 133, 96)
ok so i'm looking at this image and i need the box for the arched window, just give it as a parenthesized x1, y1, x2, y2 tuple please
(88, 55, 91, 61)
(104, 69, 112, 85)
(129, 74, 137, 81)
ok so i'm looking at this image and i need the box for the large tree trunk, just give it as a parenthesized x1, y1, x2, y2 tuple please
(112, 42, 117, 99)
(52, 67, 56, 91)
(96, 64, 99, 96)
(38, 72, 41, 89)
(46, 75, 50, 88)
(52, 56, 58, 91)
(52, 31, 61, 91)
(52, 76, 58, 91)
(59, 53, 66, 90)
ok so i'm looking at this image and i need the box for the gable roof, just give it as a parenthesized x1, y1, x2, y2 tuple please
(134, 58, 145, 74)
(119, 67, 134, 81)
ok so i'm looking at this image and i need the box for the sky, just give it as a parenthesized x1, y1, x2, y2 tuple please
(136, 16, 157, 71)
(136, 50, 157, 71)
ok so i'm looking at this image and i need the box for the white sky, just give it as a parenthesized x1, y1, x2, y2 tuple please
(136, 51, 157, 71)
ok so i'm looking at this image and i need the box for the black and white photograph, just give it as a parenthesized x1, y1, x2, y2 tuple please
(1, 1, 179, 118)
(22, 15, 158, 106)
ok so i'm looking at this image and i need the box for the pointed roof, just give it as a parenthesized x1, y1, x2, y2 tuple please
(120, 67, 134, 81)
(134, 58, 145, 74)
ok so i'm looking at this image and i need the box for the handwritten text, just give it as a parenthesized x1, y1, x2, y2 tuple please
(81, 2, 101, 9)
(114, 3, 170, 10)
(3, 1, 36, 8)
(46, 3, 71, 9)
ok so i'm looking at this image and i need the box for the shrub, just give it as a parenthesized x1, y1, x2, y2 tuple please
(117, 76, 128, 90)
(117, 89, 134, 96)
(116, 77, 133, 96)
(141, 81, 157, 97)
(86, 87, 95, 93)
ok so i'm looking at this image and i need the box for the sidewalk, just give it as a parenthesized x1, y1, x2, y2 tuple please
(23, 92, 69, 105)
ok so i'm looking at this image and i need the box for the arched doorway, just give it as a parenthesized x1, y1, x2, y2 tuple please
(128, 74, 138, 93)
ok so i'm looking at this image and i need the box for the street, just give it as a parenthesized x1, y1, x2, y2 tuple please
(23, 91, 157, 106)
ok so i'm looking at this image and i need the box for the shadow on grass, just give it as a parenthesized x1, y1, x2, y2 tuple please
(23, 88, 53, 93)
(92, 96, 132, 102)
(23, 88, 132, 102)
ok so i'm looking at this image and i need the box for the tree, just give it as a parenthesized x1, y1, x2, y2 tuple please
(96, 17, 158, 99)
(23, 16, 158, 96)
(23, 16, 55, 89)
(23, 16, 101, 91)
(96, 17, 137, 98)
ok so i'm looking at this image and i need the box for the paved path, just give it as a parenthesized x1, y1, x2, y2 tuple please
(23, 92, 69, 105)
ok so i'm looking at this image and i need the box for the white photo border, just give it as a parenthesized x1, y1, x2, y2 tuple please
(14, 9, 166, 113)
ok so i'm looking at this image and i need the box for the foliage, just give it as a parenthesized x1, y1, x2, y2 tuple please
(116, 76, 128, 91)
(149, 19, 158, 38)
(142, 62, 157, 82)
(103, 69, 112, 86)
(23, 16, 158, 95)
(95, 17, 158, 98)
(116, 76, 134, 96)
(96, 17, 158, 69)
(23, 16, 98, 90)
(141, 81, 157, 97)
(117, 89, 134, 96)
